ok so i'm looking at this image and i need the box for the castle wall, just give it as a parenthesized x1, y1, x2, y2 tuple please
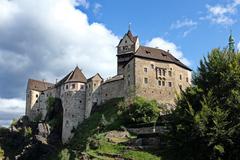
(85, 75, 102, 118)
(61, 90, 86, 143)
(134, 57, 191, 105)
(100, 79, 125, 103)
(123, 58, 135, 98)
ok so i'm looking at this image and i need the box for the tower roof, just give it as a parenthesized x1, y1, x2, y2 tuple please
(27, 79, 54, 92)
(228, 31, 235, 52)
(65, 66, 87, 83)
(126, 30, 138, 43)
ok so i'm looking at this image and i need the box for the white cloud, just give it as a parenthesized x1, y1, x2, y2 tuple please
(0, 98, 25, 114)
(93, 3, 102, 16)
(72, 0, 89, 9)
(0, 0, 119, 99)
(202, 1, 240, 25)
(146, 38, 190, 66)
(171, 19, 197, 29)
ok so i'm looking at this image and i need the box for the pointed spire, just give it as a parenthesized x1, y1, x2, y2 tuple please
(228, 30, 235, 53)
(128, 22, 131, 31)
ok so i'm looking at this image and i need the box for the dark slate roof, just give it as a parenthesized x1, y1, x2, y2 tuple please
(103, 75, 124, 84)
(27, 79, 54, 92)
(55, 66, 87, 87)
(126, 30, 138, 43)
(134, 46, 191, 71)
(65, 66, 87, 83)
(118, 30, 138, 45)
(87, 73, 103, 82)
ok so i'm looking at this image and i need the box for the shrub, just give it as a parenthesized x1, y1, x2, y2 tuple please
(58, 149, 70, 160)
(121, 97, 161, 124)
(0, 147, 4, 159)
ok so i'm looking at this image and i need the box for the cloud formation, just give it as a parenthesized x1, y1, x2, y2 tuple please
(170, 18, 197, 37)
(202, 0, 240, 25)
(0, 0, 119, 99)
(146, 38, 190, 66)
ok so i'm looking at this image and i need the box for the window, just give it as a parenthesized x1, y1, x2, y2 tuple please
(179, 85, 182, 90)
(168, 82, 172, 87)
(66, 85, 69, 89)
(105, 93, 108, 97)
(163, 70, 166, 76)
(81, 85, 84, 89)
(144, 78, 148, 84)
(151, 64, 154, 69)
(186, 77, 189, 82)
(72, 84, 75, 89)
(36, 100, 38, 103)
(144, 67, 148, 73)
(94, 83, 96, 87)
(158, 69, 162, 75)
(36, 94, 38, 98)
(123, 46, 128, 51)
(80, 100, 82, 103)
(125, 40, 127, 43)
(168, 71, 172, 77)
(180, 74, 182, 80)
(162, 81, 165, 86)
(158, 81, 161, 86)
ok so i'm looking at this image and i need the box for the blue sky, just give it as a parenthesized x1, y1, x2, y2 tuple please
(80, 0, 240, 70)
(0, 0, 240, 126)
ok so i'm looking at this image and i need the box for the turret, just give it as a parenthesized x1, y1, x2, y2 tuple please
(228, 31, 235, 53)
(117, 29, 139, 75)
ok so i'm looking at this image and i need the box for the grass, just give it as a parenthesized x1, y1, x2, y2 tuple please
(69, 98, 124, 151)
(68, 98, 161, 160)
(85, 132, 161, 160)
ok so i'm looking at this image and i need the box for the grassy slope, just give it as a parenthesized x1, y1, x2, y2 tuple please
(68, 98, 161, 160)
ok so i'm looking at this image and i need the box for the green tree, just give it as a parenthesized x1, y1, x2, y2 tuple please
(166, 49, 240, 160)
(0, 147, 4, 160)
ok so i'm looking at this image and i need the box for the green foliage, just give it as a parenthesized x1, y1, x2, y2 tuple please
(0, 147, 4, 159)
(120, 97, 161, 124)
(69, 98, 123, 152)
(86, 132, 161, 160)
(58, 149, 70, 160)
(166, 49, 240, 160)
(24, 127, 32, 138)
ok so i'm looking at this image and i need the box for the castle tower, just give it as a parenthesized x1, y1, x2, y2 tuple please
(228, 31, 235, 53)
(117, 29, 139, 75)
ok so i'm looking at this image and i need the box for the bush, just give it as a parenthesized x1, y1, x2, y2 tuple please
(120, 97, 161, 124)
(0, 147, 4, 159)
(58, 149, 70, 160)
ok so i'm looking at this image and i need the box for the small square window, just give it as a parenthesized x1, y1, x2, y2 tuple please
(66, 85, 69, 89)
(151, 64, 154, 69)
(168, 71, 172, 77)
(144, 78, 148, 84)
(168, 82, 172, 87)
(144, 67, 147, 73)
(180, 74, 182, 80)
(36, 94, 38, 98)
(186, 77, 189, 82)
(162, 81, 165, 86)
(72, 84, 75, 89)
(163, 70, 166, 76)
(125, 40, 127, 43)
(81, 85, 84, 89)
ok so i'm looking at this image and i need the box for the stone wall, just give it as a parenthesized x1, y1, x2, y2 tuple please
(61, 90, 86, 143)
(100, 78, 125, 103)
(134, 57, 191, 105)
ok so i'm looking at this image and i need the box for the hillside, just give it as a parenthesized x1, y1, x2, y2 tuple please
(64, 98, 162, 159)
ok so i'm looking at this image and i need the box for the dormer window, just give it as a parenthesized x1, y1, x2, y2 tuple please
(123, 46, 128, 51)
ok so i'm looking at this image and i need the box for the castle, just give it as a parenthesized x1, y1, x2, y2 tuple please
(25, 30, 192, 143)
